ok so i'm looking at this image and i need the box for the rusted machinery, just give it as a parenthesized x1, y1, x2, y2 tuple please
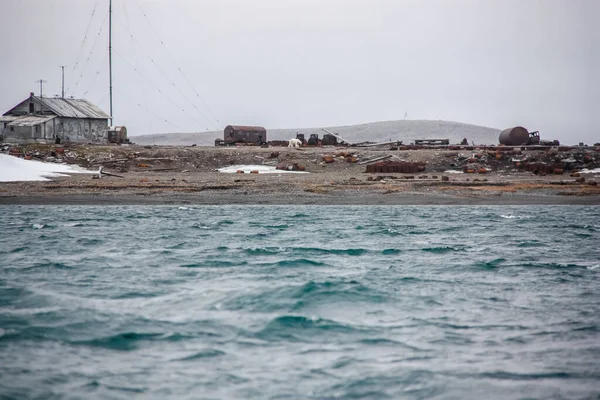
(216, 125, 267, 146)
(322, 133, 338, 146)
(499, 127, 540, 146)
(540, 139, 560, 146)
(302, 133, 338, 146)
(307, 134, 320, 146)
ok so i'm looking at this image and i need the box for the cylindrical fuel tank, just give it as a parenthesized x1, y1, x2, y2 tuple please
(499, 126, 529, 146)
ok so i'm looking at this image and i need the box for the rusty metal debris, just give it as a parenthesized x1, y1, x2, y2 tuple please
(276, 162, 305, 172)
(519, 162, 565, 175)
(321, 128, 350, 145)
(366, 161, 425, 174)
(414, 139, 450, 146)
(358, 155, 392, 165)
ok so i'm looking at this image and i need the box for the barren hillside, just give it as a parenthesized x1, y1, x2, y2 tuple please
(131, 120, 501, 146)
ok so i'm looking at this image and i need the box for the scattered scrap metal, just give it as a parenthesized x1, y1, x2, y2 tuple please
(366, 161, 426, 174)
(276, 162, 306, 172)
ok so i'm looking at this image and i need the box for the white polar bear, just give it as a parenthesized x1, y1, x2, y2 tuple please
(288, 138, 302, 148)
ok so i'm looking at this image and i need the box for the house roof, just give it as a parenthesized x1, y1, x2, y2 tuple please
(33, 97, 110, 119)
(0, 116, 18, 123)
(3, 96, 110, 119)
(0, 115, 56, 126)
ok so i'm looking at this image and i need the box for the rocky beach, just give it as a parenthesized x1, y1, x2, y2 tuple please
(1, 142, 599, 205)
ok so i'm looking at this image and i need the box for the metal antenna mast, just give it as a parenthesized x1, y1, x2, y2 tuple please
(59, 66, 66, 98)
(36, 79, 47, 98)
(108, 0, 113, 125)
(35, 79, 47, 113)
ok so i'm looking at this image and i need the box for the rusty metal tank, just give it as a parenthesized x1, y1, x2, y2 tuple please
(499, 126, 530, 146)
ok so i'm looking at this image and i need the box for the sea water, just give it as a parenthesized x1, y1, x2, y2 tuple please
(0, 205, 599, 399)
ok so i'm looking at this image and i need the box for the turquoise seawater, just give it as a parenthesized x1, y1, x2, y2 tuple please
(1, 205, 599, 399)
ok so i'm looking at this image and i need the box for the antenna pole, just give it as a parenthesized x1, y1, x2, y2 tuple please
(35, 79, 47, 113)
(59, 66, 66, 98)
(108, 0, 113, 125)
(35, 79, 47, 99)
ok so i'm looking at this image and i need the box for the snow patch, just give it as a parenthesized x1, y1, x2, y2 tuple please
(0, 154, 94, 182)
(218, 165, 308, 174)
(579, 168, 600, 174)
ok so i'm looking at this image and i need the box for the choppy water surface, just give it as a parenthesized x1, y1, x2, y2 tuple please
(1, 205, 599, 399)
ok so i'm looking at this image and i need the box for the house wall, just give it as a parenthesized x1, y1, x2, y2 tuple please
(57, 118, 108, 143)
(0, 121, 52, 142)
(9, 99, 48, 116)
(1, 118, 108, 143)
(9, 101, 32, 116)
(1, 123, 32, 141)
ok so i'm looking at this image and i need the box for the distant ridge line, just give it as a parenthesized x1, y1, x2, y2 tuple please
(131, 119, 501, 146)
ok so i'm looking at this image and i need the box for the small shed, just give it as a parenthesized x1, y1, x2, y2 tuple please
(108, 126, 129, 144)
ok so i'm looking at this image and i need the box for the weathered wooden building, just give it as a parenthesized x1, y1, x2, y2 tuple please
(0, 93, 110, 143)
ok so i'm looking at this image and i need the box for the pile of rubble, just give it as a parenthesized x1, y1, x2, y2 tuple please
(440, 146, 600, 175)
(3, 144, 84, 165)
(513, 147, 600, 175)
(1, 144, 181, 172)
(2, 143, 598, 181)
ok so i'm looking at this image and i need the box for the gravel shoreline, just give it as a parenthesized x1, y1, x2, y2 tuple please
(1, 145, 599, 205)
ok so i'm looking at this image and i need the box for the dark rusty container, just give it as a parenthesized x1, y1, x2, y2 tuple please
(224, 125, 267, 145)
(499, 126, 529, 146)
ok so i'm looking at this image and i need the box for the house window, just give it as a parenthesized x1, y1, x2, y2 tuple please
(35, 125, 41, 133)
(10, 126, 15, 132)
(29, 103, 34, 113)
(3, 123, 6, 129)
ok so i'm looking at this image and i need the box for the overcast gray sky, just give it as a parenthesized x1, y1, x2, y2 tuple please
(1, 0, 598, 143)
